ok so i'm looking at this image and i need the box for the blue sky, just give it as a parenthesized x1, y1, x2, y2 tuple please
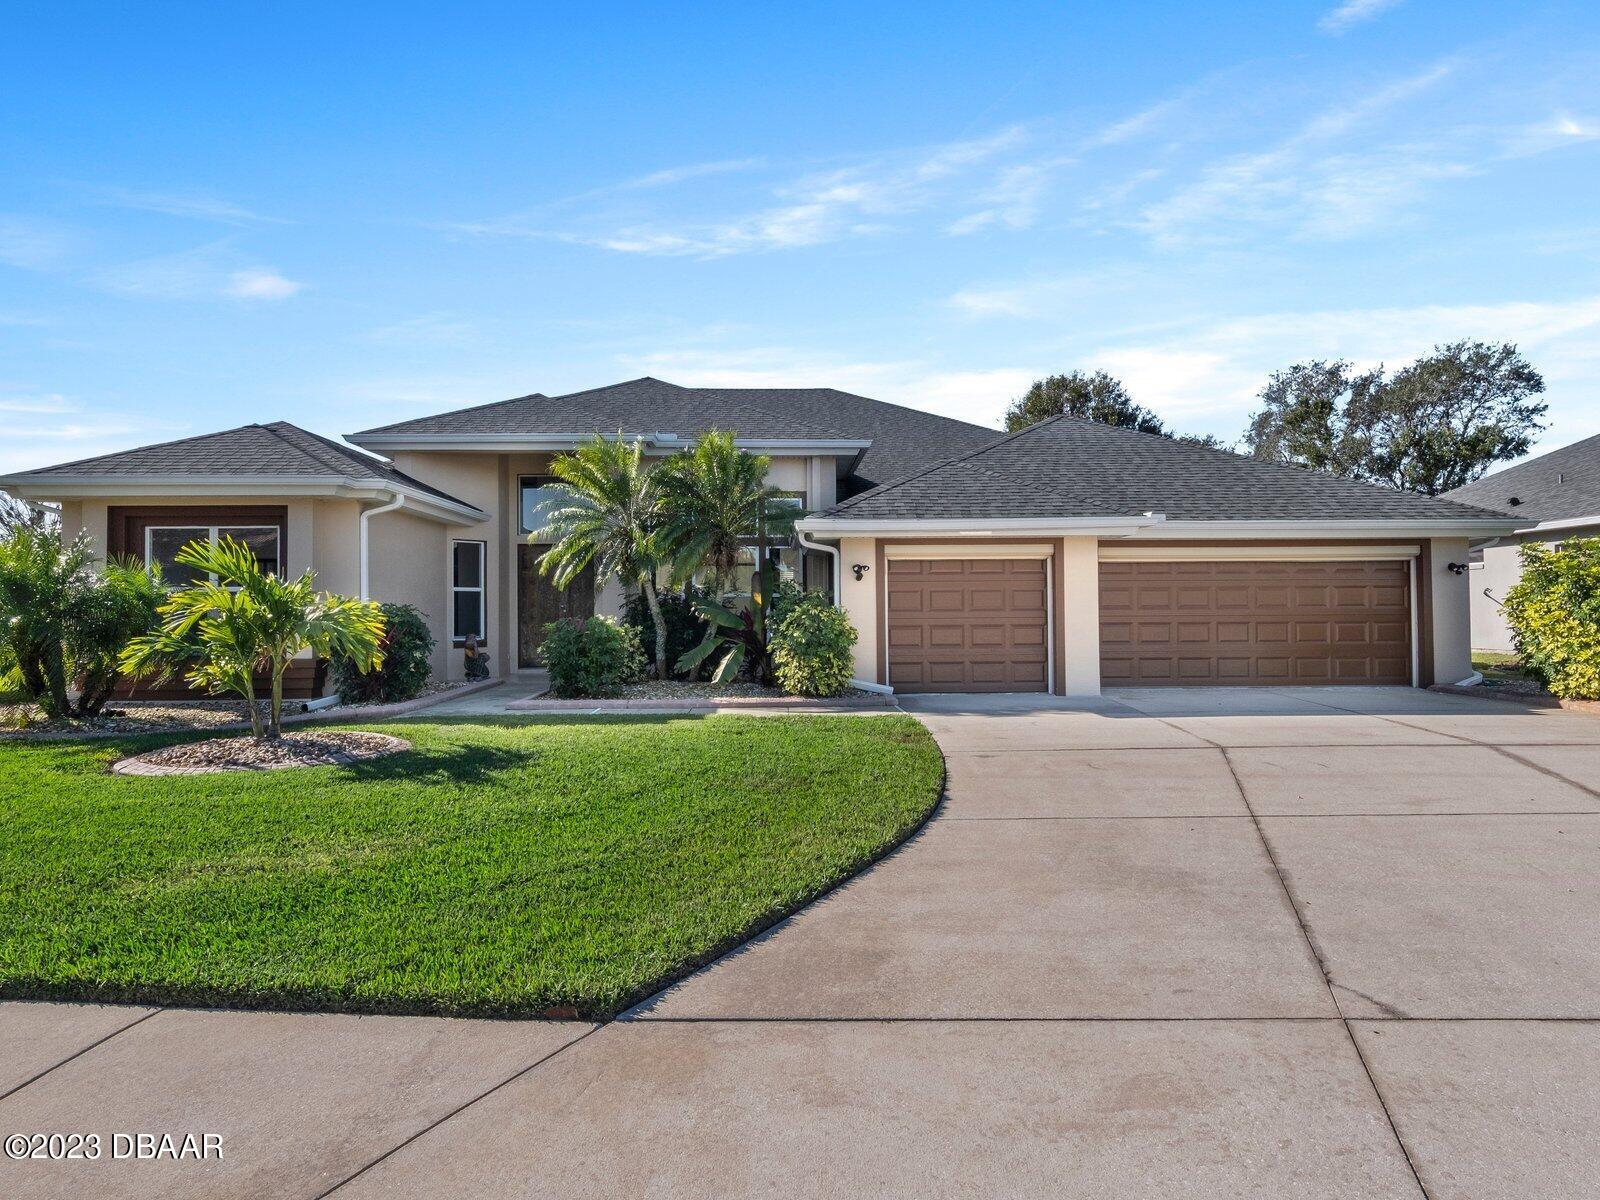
(3, 1, 1598, 475)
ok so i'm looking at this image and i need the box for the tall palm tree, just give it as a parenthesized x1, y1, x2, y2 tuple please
(531, 434, 672, 680)
(655, 430, 798, 593)
(121, 536, 385, 739)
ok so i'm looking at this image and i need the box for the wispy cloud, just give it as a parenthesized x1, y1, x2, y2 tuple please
(449, 127, 1039, 258)
(1319, 0, 1403, 35)
(0, 390, 78, 414)
(89, 187, 289, 225)
(224, 268, 301, 299)
(0, 215, 78, 271)
(619, 159, 765, 190)
(94, 244, 303, 301)
(1130, 61, 1472, 243)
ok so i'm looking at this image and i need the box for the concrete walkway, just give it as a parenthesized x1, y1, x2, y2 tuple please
(4, 686, 1598, 1197)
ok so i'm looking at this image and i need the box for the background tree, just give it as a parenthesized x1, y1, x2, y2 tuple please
(531, 435, 673, 680)
(1004, 371, 1169, 435)
(121, 537, 384, 739)
(1243, 341, 1546, 495)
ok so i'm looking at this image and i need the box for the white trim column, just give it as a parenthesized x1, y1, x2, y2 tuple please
(1060, 536, 1101, 696)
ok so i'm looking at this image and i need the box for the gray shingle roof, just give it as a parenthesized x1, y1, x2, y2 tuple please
(1441, 433, 1600, 522)
(352, 376, 1001, 494)
(4, 421, 481, 513)
(822, 415, 1517, 523)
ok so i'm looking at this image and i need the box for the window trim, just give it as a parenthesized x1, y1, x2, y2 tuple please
(144, 524, 281, 584)
(451, 539, 488, 645)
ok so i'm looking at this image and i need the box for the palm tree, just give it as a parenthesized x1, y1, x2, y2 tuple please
(655, 430, 799, 593)
(0, 520, 93, 718)
(530, 434, 672, 680)
(121, 536, 385, 739)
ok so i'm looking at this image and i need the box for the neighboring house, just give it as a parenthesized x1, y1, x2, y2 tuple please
(0, 376, 1517, 696)
(1442, 433, 1600, 653)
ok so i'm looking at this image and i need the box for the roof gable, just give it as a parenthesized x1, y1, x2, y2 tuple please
(1442, 433, 1600, 522)
(823, 416, 1516, 524)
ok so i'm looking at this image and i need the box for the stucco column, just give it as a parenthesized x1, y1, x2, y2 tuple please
(1059, 536, 1102, 695)
(285, 500, 315, 580)
(1427, 536, 1473, 686)
(839, 536, 879, 684)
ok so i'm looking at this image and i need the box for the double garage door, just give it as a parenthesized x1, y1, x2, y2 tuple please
(886, 556, 1412, 693)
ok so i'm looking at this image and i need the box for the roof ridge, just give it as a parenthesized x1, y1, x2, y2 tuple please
(352, 391, 548, 437)
(262, 422, 372, 477)
(830, 415, 1068, 513)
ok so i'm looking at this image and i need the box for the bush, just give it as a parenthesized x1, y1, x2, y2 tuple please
(333, 602, 436, 703)
(543, 615, 645, 697)
(770, 593, 857, 697)
(1503, 539, 1600, 699)
(623, 585, 709, 680)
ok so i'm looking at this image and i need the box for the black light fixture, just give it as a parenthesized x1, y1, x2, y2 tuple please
(851, 563, 871, 581)
(1447, 562, 1468, 575)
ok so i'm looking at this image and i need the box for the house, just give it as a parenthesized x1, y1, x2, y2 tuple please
(1441, 433, 1600, 653)
(0, 376, 1518, 696)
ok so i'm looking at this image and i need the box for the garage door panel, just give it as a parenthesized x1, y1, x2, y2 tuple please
(1101, 559, 1411, 686)
(888, 558, 1050, 694)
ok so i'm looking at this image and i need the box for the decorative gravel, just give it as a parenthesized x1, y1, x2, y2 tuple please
(2, 699, 274, 739)
(113, 731, 411, 776)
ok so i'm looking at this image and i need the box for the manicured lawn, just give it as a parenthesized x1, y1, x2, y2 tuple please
(1473, 650, 1540, 688)
(0, 715, 942, 1018)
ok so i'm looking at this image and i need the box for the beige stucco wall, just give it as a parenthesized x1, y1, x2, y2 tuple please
(838, 537, 879, 684)
(1426, 537, 1474, 685)
(311, 499, 362, 597)
(1059, 537, 1101, 695)
(365, 507, 451, 679)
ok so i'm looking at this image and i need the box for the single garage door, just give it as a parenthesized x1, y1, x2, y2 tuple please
(886, 558, 1049, 693)
(1099, 559, 1411, 686)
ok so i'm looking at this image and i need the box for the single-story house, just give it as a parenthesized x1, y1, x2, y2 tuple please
(1442, 432, 1600, 653)
(0, 376, 1519, 696)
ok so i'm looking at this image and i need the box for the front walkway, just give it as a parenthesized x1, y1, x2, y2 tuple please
(4, 687, 1598, 1197)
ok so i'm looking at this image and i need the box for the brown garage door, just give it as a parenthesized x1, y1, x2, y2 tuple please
(886, 558, 1049, 693)
(1099, 559, 1411, 686)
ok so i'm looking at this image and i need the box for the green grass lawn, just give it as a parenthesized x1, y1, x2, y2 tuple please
(0, 715, 942, 1018)
(1473, 650, 1535, 686)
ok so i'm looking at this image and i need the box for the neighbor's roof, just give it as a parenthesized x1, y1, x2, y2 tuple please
(351, 376, 1001, 491)
(819, 416, 1519, 523)
(1442, 433, 1600, 524)
(1, 421, 482, 513)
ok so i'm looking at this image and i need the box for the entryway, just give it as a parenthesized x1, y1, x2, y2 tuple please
(516, 546, 594, 667)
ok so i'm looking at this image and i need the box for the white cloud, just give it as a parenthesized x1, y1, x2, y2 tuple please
(91, 188, 287, 225)
(0, 391, 78, 414)
(225, 268, 302, 300)
(621, 159, 766, 189)
(453, 126, 1038, 258)
(95, 247, 302, 301)
(0, 215, 77, 271)
(1318, 0, 1403, 35)
(1081, 294, 1600, 440)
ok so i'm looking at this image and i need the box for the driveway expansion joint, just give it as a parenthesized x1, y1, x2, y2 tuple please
(0, 1004, 165, 1103)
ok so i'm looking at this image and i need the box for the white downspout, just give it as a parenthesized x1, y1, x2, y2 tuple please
(796, 528, 842, 606)
(359, 493, 405, 600)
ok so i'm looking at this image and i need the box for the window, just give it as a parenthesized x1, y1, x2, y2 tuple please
(520, 476, 562, 538)
(452, 540, 486, 643)
(145, 525, 280, 584)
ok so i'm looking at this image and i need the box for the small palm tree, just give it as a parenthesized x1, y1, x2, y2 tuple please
(655, 430, 799, 592)
(120, 537, 385, 739)
(531, 434, 672, 680)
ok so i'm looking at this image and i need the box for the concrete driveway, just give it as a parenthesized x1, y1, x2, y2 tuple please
(4, 687, 1598, 1198)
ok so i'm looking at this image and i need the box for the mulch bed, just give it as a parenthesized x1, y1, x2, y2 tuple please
(614, 681, 879, 701)
(112, 731, 411, 776)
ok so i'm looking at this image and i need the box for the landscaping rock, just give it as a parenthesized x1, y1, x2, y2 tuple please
(113, 731, 410, 776)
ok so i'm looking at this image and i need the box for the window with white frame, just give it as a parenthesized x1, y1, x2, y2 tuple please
(144, 525, 280, 585)
(452, 540, 487, 642)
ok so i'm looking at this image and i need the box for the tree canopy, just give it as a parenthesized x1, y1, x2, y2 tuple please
(1243, 341, 1547, 495)
(1003, 371, 1170, 435)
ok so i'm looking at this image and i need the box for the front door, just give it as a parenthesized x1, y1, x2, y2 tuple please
(518, 546, 596, 667)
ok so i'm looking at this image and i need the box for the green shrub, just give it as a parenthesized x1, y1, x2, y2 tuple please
(1503, 539, 1600, 699)
(623, 585, 709, 679)
(333, 602, 436, 703)
(770, 593, 857, 697)
(543, 615, 645, 697)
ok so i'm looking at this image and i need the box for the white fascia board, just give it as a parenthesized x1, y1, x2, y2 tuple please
(1526, 514, 1600, 534)
(0, 475, 487, 526)
(794, 515, 1163, 537)
(1119, 518, 1526, 539)
(349, 432, 874, 455)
